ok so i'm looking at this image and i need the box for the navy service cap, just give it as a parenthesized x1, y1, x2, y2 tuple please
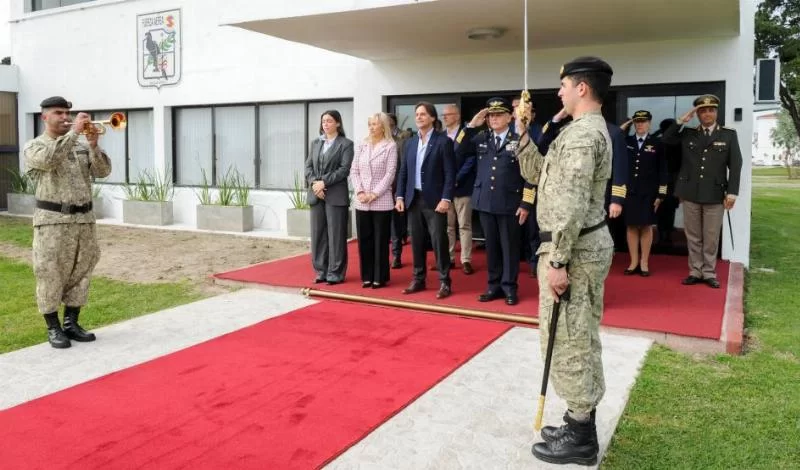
(486, 97, 512, 114)
(40, 96, 72, 109)
(693, 94, 720, 109)
(632, 110, 652, 122)
(559, 56, 614, 79)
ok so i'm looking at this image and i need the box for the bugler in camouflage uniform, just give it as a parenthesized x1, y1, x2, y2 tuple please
(515, 57, 614, 466)
(24, 96, 112, 349)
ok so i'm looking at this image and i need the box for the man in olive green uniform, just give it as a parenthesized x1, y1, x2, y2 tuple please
(24, 96, 112, 349)
(515, 57, 615, 466)
(662, 94, 742, 289)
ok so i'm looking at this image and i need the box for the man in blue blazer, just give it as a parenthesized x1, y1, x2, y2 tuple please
(395, 101, 456, 299)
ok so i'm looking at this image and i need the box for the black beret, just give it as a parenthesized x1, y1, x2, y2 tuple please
(560, 56, 614, 79)
(632, 110, 652, 122)
(40, 96, 72, 109)
(486, 97, 511, 114)
(693, 94, 720, 108)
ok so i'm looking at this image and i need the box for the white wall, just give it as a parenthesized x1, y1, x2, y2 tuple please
(0, 0, 10, 59)
(753, 111, 782, 164)
(9, 0, 755, 264)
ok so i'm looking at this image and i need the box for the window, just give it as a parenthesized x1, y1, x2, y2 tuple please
(259, 103, 305, 189)
(29, 0, 95, 12)
(30, 109, 154, 184)
(173, 100, 353, 189)
(0, 92, 17, 150)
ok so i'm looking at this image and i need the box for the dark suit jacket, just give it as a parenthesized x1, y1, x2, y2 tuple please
(396, 130, 455, 209)
(305, 135, 355, 207)
(451, 125, 476, 198)
(625, 135, 668, 198)
(662, 123, 742, 204)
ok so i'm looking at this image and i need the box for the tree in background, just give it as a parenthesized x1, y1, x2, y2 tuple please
(756, 0, 800, 143)
(770, 111, 800, 178)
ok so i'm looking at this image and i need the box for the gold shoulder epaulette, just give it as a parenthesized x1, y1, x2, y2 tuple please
(456, 129, 465, 143)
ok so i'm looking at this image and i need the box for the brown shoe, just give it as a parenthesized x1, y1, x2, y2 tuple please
(436, 283, 451, 299)
(462, 262, 474, 275)
(403, 281, 425, 294)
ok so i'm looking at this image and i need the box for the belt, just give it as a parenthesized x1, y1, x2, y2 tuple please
(36, 200, 93, 214)
(539, 220, 607, 243)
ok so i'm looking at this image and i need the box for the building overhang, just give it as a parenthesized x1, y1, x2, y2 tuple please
(220, 0, 741, 61)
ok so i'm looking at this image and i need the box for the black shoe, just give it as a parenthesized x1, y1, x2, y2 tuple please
(436, 283, 451, 299)
(624, 265, 641, 275)
(533, 412, 598, 466)
(462, 262, 474, 275)
(371, 282, 385, 289)
(362, 281, 372, 288)
(44, 312, 71, 349)
(478, 290, 504, 302)
(639, 268, 650, 277)
(326, 280, 341, 286)
(541, 409, 597, 444)
(505, 294, 519, 306)
(403, 281, 425, 294)
(63, 307, 96, 342)
(391, 258, 402, 269)
(313, 277, 326, 284)
(682, 275, 702, 285)
(705, 278, 720, 289)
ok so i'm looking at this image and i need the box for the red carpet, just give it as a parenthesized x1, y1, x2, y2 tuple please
(0, 301, 511, 470)
(215, 242, 729, 339)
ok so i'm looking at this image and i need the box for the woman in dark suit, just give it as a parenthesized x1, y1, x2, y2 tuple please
(305, 110, 354, 285)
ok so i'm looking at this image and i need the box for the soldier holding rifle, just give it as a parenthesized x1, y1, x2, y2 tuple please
(515, 57, 614, 466)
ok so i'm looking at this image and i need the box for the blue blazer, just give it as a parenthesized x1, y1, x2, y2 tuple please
(396, 130, 455, 209)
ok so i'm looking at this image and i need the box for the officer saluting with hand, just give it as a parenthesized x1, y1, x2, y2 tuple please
(661, 94, 742, 288)
(458, 97, 535, 306)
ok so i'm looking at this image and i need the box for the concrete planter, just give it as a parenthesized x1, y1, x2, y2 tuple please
(122, 200, 173, 226)
(197, 204, 254, 232)
(286, 208, 311, 238)
(6, 193, 35, 215)
(286, 207, 354, 238)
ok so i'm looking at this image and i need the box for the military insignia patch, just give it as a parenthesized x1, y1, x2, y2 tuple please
(456, 130, 465, 143)
(505, 140, 519, 152)
(644, 145, 654, 152)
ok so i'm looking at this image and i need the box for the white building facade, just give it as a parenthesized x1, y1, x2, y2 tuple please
(5, 0, 756, 265)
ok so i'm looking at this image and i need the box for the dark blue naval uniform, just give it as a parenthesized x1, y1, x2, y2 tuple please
(458, 126, 535, 298)
(624, 134, 668, 226)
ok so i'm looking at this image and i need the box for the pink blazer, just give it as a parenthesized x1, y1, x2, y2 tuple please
(350, 139, 397, 211)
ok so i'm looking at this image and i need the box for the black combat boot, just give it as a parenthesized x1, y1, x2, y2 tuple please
(44, 312, 71, 349)
(532, 412, 599, 466)
(63, 306, 96, 342)
(541, 408, 597, 444)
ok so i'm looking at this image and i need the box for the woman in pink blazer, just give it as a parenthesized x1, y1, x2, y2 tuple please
(350, 112, 398, 288)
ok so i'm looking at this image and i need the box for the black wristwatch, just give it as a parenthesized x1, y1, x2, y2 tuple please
(549, 260, 567, 269)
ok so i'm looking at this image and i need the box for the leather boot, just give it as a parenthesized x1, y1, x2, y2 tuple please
(63, 306, 96, 342)
(532, 412, 599, 466)
(541, 409, 597, 444)
(44, 312, 71, 349)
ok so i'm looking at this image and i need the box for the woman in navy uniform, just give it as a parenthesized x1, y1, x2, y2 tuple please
(621, 110, 667, 276)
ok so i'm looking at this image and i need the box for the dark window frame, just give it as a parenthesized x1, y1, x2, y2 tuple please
(29, 0, 96, 13)
(171, 98, 353, 191)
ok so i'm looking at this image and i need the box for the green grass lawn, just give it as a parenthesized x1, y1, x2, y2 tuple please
(603, 186, 800, 469)
(752, 166, 797, 177)
(0, 216, 203, 353)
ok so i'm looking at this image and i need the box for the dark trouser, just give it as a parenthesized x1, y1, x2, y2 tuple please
(409, 192, 450, 284)
(356, 209, 392, 284)
(390, 209, 407, 260)
(479, 211, 521, 296)
(657, 194, 679, 241)
(522, 200, 540, 268)
(310, 201, 349, 282)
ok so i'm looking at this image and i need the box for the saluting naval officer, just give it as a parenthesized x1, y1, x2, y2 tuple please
(24, 96, 112, 349)
(516, 57, 615, 466)
(620, 110, 668, 276)
(458, 97, 535, 305)
(662, 94, 742, 288)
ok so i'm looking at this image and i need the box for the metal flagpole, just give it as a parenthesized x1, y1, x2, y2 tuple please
(517, 0, 531, 124)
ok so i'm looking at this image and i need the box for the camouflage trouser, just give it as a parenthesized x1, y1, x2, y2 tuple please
(32, 223, 100, 314)
(537, 248, 613, 414)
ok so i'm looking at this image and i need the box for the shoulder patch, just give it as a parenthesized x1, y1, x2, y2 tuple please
(456, 129, 465, 143)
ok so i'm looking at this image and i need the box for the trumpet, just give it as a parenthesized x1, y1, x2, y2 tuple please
(81, 112, 127, 135)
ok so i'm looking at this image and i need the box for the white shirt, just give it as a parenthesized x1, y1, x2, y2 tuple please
(415, 128, 432, 190)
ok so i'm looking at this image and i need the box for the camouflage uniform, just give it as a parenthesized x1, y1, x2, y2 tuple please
(517, 109, 613, 414)
(24, 129, 111, 314)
